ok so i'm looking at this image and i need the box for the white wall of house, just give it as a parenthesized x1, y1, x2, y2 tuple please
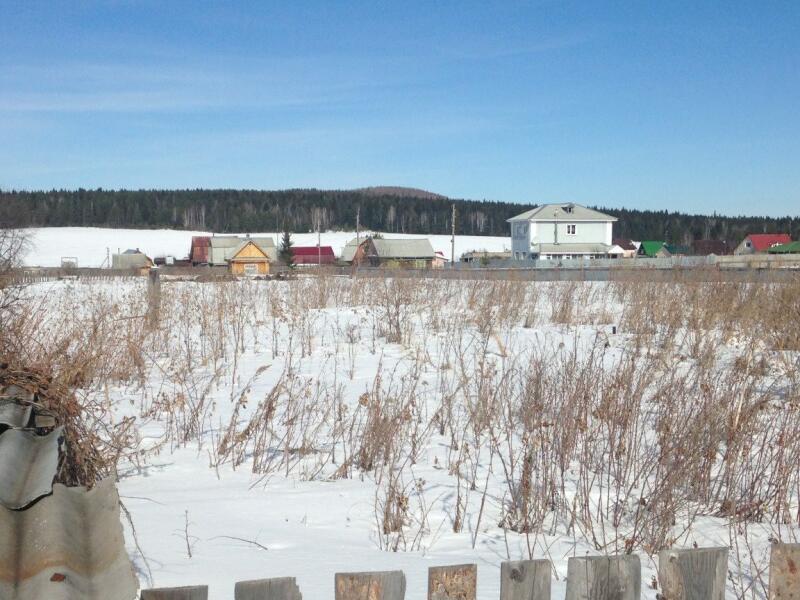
(530, 220, 611, 245)
(511, 219, 612, 257)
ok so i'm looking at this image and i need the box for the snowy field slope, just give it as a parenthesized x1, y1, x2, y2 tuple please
(21, 227, 511, 267)
(13, 277, 800, 600)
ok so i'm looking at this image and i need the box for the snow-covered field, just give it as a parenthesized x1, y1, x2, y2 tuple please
(21, 227, 511, 267)
(8, 275, 800, 600)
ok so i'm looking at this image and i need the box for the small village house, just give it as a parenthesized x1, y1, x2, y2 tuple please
(352, 237, 436, 268)
(767, 241, 800, 254)
(111, 249, 154, 275)
(508, 203, 617, 260)
(638, 241, 670, 258)
(204, 235, 278, 265)
(189, 236, 211, 265)
(734, 233, 792, 255)
(227, 239, 271, 275)
(692, 239, 733, 256)
(611, 238, 638, 259)
(291, 246, 335, 265)
(432, 250, 448, 269)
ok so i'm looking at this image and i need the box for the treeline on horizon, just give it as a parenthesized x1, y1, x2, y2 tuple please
(0, 188, 798, 244)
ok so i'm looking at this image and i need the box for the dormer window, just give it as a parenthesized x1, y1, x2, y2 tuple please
(563, 204, 574, 214)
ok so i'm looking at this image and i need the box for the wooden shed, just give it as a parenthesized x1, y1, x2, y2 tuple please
(228, 240, 270, 275)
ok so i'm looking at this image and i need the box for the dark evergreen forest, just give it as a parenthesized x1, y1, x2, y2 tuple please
(1, 188, 797, 244)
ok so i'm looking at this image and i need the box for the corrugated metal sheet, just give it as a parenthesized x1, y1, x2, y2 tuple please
(0, 399, 32, 429)
(0, 477, 137, 600)
(0, 427, 62, 509)
(371, 239, 435, 259)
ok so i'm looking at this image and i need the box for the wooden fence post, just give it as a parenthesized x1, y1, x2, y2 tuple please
(500, 559, 551, 600)
(658, 547, 727, 600)
(428, 564, 477, 600)
(565, 555, 640, 600)
(147, 268, 161, 327)
(769, 543, 800, 600)
(140, 585, 208, 600)
(235, 577, 302, 600)
(335, 571, 406, 600)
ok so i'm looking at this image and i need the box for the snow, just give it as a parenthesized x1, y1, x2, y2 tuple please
(14, 276, 797, 600)
(21, 227, 511, 267)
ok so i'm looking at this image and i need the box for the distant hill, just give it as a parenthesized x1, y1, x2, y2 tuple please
(0, 187, 798, 243)
(354, 186, 448, 200)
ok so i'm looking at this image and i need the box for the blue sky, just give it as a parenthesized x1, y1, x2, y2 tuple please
(1, 1, 798, 216)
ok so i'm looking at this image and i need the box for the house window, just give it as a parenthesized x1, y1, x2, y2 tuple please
(244, 263, 258, 275)
(566, 224, 576, 235)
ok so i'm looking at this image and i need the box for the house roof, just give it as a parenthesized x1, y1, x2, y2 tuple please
(744, 233, 792, 252)
(508, 203, 617, 223)
(229, 240, 270, 261)
(209, 235, 276, 248)
(692, 239, 733, 255)
(340, 238, 360, 262)
(639, 241, 667, 257)
(664, 244, 691, 255)
(292, 246, 335, 257)
(371, 238, 435, 259)
(534, 243, 612, 254)
(612, 238, 637, 251)
(767, 241, 800, 254)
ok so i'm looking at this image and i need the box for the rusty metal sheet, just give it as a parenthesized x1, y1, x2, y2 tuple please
(0, 399, 32, 429)
(0, 477, 137, 600)
(0, 426, 62, 509)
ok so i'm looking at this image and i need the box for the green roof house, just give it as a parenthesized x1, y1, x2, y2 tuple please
(638, 241, 670, 258)
(767, 241, 800, 254)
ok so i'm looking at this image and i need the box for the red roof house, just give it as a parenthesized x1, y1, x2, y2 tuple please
(734, 233, 792, 255)
(291, 246, 336, 265)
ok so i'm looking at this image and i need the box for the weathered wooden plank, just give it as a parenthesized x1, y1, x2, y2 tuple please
(658, 547, 727, 600)
(500, 560, 551, 600)
(335, 570, 406, 600)
(140, 585, 208, 600)
(235, 577, 302, 600)
(565, 555, 640, 600)
(769, 543, 800, 600)
(428, 564, 477, 600)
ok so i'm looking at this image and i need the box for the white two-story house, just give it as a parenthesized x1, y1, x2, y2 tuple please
(508, 203, 617, 260)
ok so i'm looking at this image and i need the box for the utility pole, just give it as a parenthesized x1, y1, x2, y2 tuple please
(451, 203, 456, 267)
(356, 206, 361, 244)
(317, 225, 321, 266)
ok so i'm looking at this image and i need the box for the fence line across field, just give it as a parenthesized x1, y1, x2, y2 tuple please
(10, 262, 800, 285)
(139, 543, 799, 600)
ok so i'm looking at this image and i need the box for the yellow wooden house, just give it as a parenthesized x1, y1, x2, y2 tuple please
(228, 240, 271, 275)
